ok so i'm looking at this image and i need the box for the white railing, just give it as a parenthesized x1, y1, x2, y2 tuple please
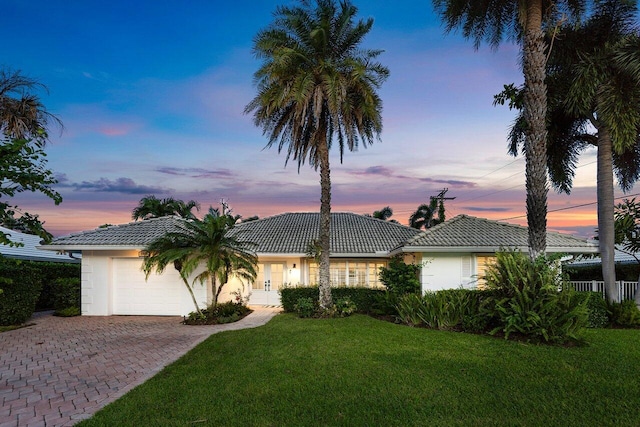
(570, 280, 638, 301)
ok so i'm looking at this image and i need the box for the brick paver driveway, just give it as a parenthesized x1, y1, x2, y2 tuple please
(0, 307, 279, 427)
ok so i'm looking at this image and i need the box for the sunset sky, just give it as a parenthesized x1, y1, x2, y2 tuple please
(4, 0, 629, 239)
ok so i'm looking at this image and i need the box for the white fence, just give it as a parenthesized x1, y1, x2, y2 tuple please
(570, 280, 638, 301)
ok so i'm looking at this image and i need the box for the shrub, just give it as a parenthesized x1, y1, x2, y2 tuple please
(184, 301, 252, 325)
(396, 293, 424, 326)
(0, 258, 43, 325)
(36, 262, 81, 310)
(280, 287, 383, 314)
(484, 251, 588, 344)
(54, 306, 81, 317)
(334, 297, 357, 317)
(609, 300, 640, 328)
(53, 277, 81, 313)
(280, 287, 319, 312)
(575, 292, 610, 328)
(371, 291, 400, 316)
(294, 297, 316, 318)
(379, 257, 421, 295)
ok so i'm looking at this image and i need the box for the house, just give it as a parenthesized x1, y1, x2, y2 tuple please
(0, 226, 79, 263)
(39, 213, 598, 316)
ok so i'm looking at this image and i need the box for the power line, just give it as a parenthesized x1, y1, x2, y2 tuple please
(497, 192, 640, 221)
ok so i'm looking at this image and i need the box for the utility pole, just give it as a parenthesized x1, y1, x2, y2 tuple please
(430, 188, 456, 223)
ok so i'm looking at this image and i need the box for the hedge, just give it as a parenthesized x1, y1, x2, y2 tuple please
(0, 258, 43, 325)
(280, 287, 385, 313)
(36, 262, 81, 310)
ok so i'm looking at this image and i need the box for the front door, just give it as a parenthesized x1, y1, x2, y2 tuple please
(251, 263, 284, 305)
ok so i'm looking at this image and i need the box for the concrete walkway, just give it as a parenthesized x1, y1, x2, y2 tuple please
(0, 306, 280, 427)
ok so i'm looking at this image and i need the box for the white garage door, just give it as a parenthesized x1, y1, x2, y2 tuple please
(113, 258, 185, 315)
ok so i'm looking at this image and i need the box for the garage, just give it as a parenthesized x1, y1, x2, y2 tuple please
(113, 258, 189, 316)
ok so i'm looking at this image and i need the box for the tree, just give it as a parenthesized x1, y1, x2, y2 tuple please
(496, 0, 640, 303)
(409, 197, 446, 230)
(365, 206, 398, 223)
(613, 198, 640, 307)
(0, 69, 63, 245)
(132, 195, 200, 221)
(0, 68, 62, 143)
(142, 207, 258, 313)
(432, 0, 586, 259)
(245, 0, 388, 309)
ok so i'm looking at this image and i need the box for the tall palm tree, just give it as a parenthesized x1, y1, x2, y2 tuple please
(432, 0, 586, 259)
(0, 67, 62, 144)
(132, 195, 200, 221)
(142, 208, 258, 312)
(371, 206, 394, 221)
(500, 0, 640, 303)
(245, 0, 389, 309)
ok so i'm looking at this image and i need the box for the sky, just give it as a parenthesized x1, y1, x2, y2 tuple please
(3, 0, 627, 239)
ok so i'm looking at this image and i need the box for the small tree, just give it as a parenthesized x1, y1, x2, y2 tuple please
(613, 198, 640, 306)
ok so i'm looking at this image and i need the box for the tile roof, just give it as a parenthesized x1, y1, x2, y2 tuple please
(400, 214, 598, 253)
(230, 212, 421, 255)
(42, 216, 187, 248)
(43, 213, 421, 255)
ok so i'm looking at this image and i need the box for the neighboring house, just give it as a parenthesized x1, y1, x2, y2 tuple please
(0, 226, 79, 263)
(39, 213, 598, 316)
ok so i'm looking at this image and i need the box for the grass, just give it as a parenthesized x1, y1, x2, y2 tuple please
(79, 314, 640, 426)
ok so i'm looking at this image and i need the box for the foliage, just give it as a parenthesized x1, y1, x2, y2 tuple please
(294, 297, 317, 318)
(614, 198, 640, 253)
(370, 290, 400, 316)
(54, 306, 80, 317)
(609, 300, 640, 328)
(184, 301, 252, 325)
(0, 258, 42, 325)
(379, 257, 421, 295)
(31, 261, 81, 310)
(575, 292, 611, 328)
(280, 287, 383, 314)
(334, 297, 357, 317)
(485, 251, 588, 343)
(143, 205, 258, 313)
(131, 195, 200, 221)
(245, 0, 388, 309)
(52, 277, 80, 313)
(409, 198, 443, 230)
(78, 315, 640, 427)
(564, 262, 640, 281)
(0, 137, 61, 244)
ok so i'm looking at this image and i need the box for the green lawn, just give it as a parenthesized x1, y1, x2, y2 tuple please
(80, 314, 640, 427)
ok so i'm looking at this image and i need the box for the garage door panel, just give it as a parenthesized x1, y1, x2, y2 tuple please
(113, 258, 185, 315)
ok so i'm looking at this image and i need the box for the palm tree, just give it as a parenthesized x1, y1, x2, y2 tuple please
(409, 198, 444, 230)
(142, 207, 258, 312)
(132, 195, 200, 221)
(432, 0, 586, 259)
(499, 0, 640, 303)
(245, 0, 388, 309)
(367, 206, 395, 222)
(0, 67, 62, 144)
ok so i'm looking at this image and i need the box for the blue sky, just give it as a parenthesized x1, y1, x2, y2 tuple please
(4, 0, 611, 237)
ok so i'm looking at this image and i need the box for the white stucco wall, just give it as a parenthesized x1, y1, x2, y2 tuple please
(420, 253, 478, 292)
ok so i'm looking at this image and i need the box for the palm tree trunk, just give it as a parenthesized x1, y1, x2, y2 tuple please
(318, 138, 333, 310)
(598, 127, 619, 303)
(522, 1, 548, 260)
(182, 277, 202, 315)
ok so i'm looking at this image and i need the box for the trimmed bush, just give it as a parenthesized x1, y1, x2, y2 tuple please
(53, 277, 81, 314)
(334, 297, 357, 317)
(185, 301, 251, 325)
(36, 262, 81, 310)
(0, 258, 43, 325)
(280, 287, 383, 314)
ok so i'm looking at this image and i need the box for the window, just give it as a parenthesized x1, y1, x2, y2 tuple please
(308, 260, 387, 288)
